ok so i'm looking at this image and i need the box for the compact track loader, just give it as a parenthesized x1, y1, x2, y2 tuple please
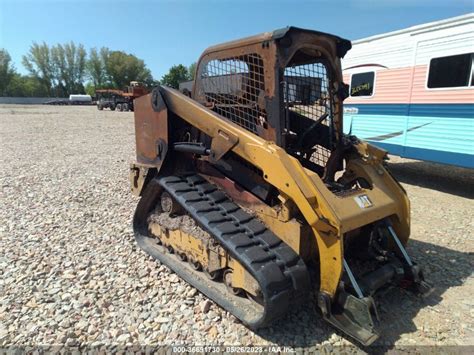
(130, 27, 431, 345)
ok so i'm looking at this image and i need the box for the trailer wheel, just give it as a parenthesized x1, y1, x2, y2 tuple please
(110, 105, 116, 111)
(116, 103, 123, 111)
(97, 104, 103, 111)
(123, 103, 129, 111)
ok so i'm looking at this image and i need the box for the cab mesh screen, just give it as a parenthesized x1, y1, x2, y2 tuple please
(199, 54, 265, 133)
(284, 61, 332, 167)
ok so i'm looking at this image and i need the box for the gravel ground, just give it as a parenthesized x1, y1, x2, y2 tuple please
(1, 105, 473, 352)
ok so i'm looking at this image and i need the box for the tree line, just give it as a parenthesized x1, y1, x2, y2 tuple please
(0, 43, 197, 98)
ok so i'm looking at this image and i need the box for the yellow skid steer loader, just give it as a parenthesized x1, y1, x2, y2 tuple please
(129, 27, 431, 345)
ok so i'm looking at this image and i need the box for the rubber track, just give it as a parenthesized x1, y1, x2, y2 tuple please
(158, 174, 311, 327)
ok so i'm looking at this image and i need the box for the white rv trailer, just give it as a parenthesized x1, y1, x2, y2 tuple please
(342, 14, 474, 168)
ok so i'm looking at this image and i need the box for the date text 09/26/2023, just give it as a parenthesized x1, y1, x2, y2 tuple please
(172, 346, 295, 353)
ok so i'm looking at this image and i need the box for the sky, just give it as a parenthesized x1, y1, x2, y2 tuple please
(0, 0, 472, 80)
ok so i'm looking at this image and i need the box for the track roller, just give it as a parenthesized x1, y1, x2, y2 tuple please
(224, 269, 243, 296)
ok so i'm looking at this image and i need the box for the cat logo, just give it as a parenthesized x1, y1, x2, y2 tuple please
(354, 194, 373, 209)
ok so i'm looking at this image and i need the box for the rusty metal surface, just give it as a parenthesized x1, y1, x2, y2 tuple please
(197, 160, 265, 207)
(201, 27, 350, 58)
(133, 93, 168, 167)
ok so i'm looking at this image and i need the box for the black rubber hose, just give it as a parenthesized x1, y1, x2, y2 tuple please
(173, 143, 210, 156)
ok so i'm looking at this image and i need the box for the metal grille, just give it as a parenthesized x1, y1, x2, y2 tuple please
(284, 61, 332, 167)
(310, 144, 332, 167)
(199, 54, 265, 133)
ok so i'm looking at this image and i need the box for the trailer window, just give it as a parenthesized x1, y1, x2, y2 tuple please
(350, 72, 374, 96)
(427, 53, 473, 88)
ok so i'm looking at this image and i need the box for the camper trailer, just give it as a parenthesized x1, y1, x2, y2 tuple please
(342, 14, 473, 168)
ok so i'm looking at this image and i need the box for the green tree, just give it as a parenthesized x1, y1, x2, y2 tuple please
(188, 62, 197, 80)
(87, 47, 109, 88)
(51, 42, 87, 95)
(105, 50, 153, 89)
(22, 42, 55, 96)
(0, 49, 16, 96)
(14, 42, 155, 97)
(5, 74, 49, 97)
(84, 82, 96, 96)
(161, 64, 190, 89)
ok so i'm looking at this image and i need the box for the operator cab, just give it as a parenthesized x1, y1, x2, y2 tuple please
(193, 27, 351, 179)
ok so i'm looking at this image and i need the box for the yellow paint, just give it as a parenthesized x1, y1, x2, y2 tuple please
(149, 222, 260, 296)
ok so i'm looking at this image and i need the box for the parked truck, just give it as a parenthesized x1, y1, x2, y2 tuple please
(96, 81, 149, 112)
